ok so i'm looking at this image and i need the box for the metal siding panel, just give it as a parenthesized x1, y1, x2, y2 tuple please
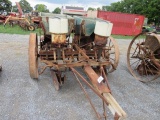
(97, 11, 145, 35)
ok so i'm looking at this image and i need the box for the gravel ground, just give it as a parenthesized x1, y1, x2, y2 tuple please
(0, 33, 160, 120)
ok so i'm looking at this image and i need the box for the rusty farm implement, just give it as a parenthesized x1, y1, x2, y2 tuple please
(127, 32, 160, 82)
(3, 2, 35, 31)
(28, 14, 126, 119)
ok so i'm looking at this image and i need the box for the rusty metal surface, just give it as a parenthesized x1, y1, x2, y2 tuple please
(84, 66, 126, 119)
(15, 2, 23, 17)
(72, 69, 107, 120)
(28, 33, 38, 79)
(127, 32, 160, 82)
(50, 70, 60, 91)
(84, 65, 110, 93)
(28, 15, 125, 119)
(71, 66, 126, 119)
(94, 35, 107, 46)
(145, 33, 160, 52)
(0, 15, 6, 23)
(51, 34, 66, 44)
(2, 34, 160, 120)
(70, 67, 110, 105)
(3, 16, 35, 31)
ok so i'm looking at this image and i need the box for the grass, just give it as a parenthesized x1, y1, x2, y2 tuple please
(0, 23, 137, 39)
(111, 35, 135, 39)
(0, 24, 40, 35)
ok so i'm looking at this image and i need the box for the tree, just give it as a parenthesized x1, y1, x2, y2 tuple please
(87, 7, 96, 11)
(34, 4, 49, 12)
(106, 1, 124, 12)
(106, 0, 160, 25)
(12, 5, 18, 12)
(0, 0, 12, 13)
(97, 7, 101, 11)
(102, 6, 110, 11)
(52, 7, 61, 14)
(19, 0, 33, 13)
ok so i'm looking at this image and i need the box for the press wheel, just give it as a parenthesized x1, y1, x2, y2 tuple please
(29, 33, 38, 79)
(104, 36, 119, 73)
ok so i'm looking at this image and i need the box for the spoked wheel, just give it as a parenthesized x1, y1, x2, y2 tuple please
(127, 33, 160, 82)
(28, 24, 35, 31)
(103, 36, 119, 73)
(29, 33, 38, 79)
(33, 23, 39, 29)
(19, 21, 27, 30)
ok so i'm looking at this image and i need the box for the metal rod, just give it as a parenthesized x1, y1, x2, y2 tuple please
(101, 66, 111, 93)
(70, 67, 109, 105)
(72, 71, 101, 120)
(102, 100, 107, 120)
(39, 65, 52, 75)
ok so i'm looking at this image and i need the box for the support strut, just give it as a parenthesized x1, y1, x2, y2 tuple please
(51, 70, 60, 91)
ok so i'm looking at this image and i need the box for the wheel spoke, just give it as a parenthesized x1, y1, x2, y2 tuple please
(105, 36, 119, 73)
(110, 57, 115, 61)
(130, 59, 140, 66)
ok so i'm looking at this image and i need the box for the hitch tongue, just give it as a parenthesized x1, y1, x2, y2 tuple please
(84, 65, 126, 120)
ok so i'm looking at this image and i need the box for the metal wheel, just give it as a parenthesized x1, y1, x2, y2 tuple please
(29, 33, 38, 79)
(33, 23, 39, 29)
(19, 21, 26, 29)
(28, 24, 35, 31)
(104, 36, 119, 73)
(127, 33, 160, 82)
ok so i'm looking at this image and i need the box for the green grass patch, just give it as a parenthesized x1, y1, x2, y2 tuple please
(0, 24, 40, 35)
(0, 24, 138, 39)
(111, 35, 135, 39)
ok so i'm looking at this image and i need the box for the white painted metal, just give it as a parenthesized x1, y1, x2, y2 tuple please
(49, 17, 68, 33)
(94, 20, 113, 37)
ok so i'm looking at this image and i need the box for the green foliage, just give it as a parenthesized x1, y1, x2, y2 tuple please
(34, 4, 49, 13)
(88, 7, 101, 11)
(87, 7, 96, 11)
(0, 0, 12, 13)
(19, 0, 33, 13)
(12, 5, 18, 13)
(102, 6, 110, 11)
(97, 7, 101, 11)
(52, 7, 61, 14)
(107, 0, 160, 25)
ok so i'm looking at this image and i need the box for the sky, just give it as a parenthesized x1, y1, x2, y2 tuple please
(10, 0, 120, 12)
